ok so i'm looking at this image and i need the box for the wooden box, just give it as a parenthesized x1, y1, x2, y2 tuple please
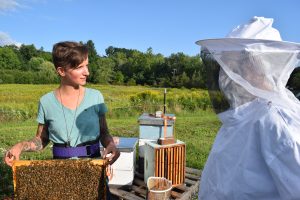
(144, 140, 186, 186)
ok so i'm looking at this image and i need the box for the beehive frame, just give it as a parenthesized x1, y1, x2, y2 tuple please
(155, 144, 185, 185)
(12, 159, 107, 200)
(144, 141, 186, 186)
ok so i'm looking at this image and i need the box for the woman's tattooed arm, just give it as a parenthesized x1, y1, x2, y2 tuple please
(22, 124, 50, 152)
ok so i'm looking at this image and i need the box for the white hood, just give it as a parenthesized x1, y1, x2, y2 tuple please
(196, 16, 300, 110)
(226, 16, 282, 41)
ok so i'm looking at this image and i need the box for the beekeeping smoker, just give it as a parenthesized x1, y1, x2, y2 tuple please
(196, 16, 300, 200)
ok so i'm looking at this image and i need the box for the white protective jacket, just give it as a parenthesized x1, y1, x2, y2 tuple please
(197, 17, 300, 200)
(199, 98, 300, 199)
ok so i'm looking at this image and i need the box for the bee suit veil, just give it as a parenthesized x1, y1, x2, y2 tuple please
(196, 17, 300, 200)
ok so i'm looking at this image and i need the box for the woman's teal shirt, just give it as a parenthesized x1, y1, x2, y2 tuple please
(36, 88, 108, 147)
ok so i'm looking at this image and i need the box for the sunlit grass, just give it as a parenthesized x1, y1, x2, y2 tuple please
(0, 84, 220, 198)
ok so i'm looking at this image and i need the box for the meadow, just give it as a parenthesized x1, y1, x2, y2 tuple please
(0, 84, 220, 197)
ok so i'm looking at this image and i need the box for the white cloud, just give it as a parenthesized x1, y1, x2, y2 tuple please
(0, 0, 21, 12)
(0, 32, 22, 47)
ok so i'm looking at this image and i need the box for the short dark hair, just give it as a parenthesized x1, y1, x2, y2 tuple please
(52, 41, 88, 69)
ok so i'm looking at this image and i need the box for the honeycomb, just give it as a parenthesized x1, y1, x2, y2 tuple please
(13, 159, 107, 200)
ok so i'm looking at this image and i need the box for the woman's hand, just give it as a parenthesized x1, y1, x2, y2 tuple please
(102, 142, 120, 165)
(99, 116, 120, 164)
(3, 124, 49, 167)
(3, 143, 23, 167)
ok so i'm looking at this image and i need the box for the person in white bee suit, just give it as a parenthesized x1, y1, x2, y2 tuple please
(196, 16, 300, 200)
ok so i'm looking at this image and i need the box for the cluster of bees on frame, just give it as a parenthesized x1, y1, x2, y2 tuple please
(14, 160, 106, 200)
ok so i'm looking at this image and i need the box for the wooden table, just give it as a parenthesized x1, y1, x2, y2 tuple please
(109, 167, 201, 200)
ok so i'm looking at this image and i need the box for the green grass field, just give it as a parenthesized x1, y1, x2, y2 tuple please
(0, 84, 220, 197)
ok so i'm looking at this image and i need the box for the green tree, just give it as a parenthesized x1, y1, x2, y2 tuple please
(127, 78, 136, 86)
(37, 48, 52, 62)
(191, 70, 205, 88)
(86, 40, 98, 61)
(85, 40, 99, 83)
(27, 57, 45, 71)
(111, 52, 128, 76)
(14, 71, 34, 84)
(157, 77, 171, 87)
(151, 54, 166, 84)
(19, 44, 38, 64)
(0, 70, 15, 83)
(93, 57, 115, 84)
(164, 53, 204, 88)
(179, 72, 190, 87)
(113, 71, 124, 85)
(0, 46, 21, 70)
(35, 61, 58, 84)
(105, 46, 115, 57)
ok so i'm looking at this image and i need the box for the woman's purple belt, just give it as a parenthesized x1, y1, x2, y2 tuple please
(52, 142, 100, 158)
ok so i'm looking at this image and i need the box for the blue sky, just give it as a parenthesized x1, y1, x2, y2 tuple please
(0, 0, 299, 56)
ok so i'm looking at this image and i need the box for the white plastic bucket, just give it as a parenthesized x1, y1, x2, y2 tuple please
(147, 176, 172, 200)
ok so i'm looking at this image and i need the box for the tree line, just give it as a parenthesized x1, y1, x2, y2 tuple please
(0, 40, 206, 88)
(0, 40, 299, 92)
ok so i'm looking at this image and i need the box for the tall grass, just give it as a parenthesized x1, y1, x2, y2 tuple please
(0, 84, 220, 198)
(0, 84, 211, 121)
